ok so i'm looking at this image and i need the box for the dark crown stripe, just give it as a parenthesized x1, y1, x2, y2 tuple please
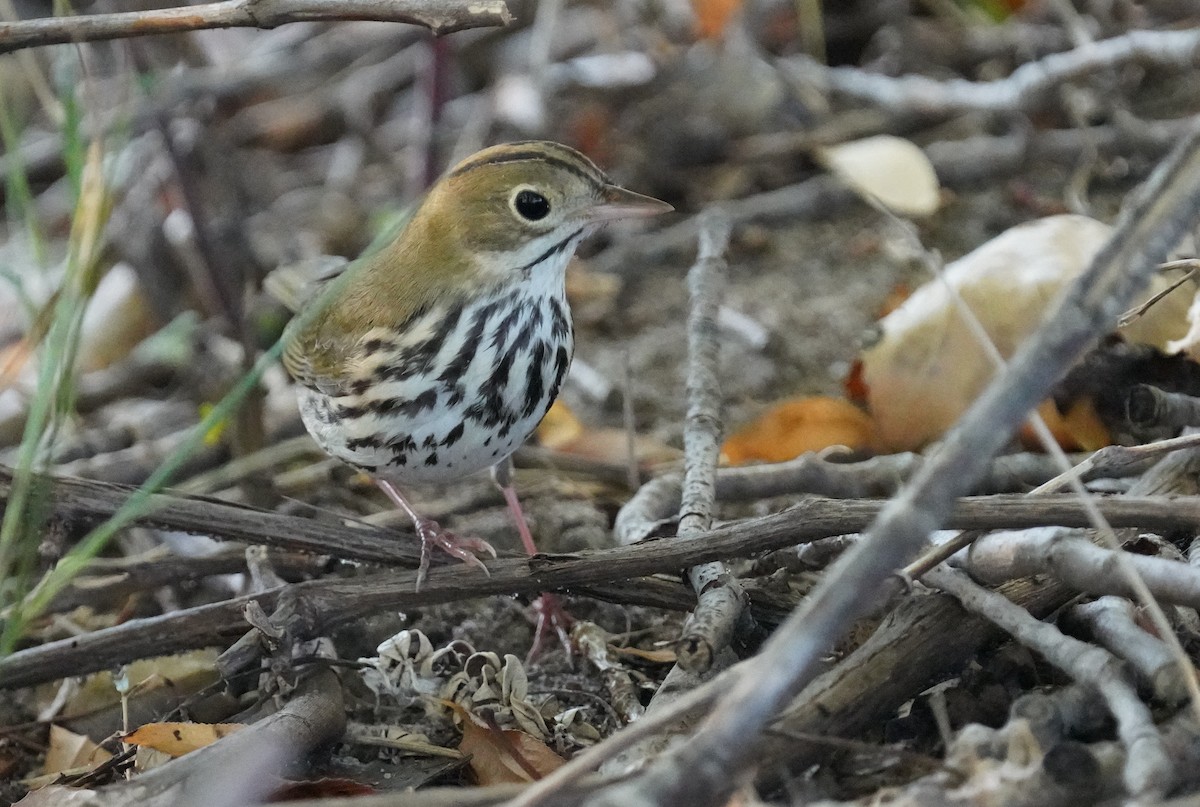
(449, 150, 608, 189)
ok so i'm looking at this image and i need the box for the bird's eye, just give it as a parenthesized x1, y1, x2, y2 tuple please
(513, 189, 550, 221)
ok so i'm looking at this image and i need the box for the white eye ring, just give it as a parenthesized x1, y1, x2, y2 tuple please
(510, 185, 551, 221)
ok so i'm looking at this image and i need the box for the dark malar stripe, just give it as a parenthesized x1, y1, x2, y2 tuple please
(515, 227, 585, 275)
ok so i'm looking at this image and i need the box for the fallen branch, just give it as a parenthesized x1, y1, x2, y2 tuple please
(674, 209, 744, 674)
(614, 450, 1120, 545)
(579, 123, 1200, 807)
(0, 0, 512, 55)
(1062, 596, 1189, 704)
(783, 28, 1200, 115)
(927, 565, 1173, 797)
(8, 492, 1200, 688)
(89, 669, 345, 805)
(968, 527, 1200, 610)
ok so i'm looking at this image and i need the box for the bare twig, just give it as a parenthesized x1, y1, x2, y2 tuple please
(614, 450, 1115, 546)
(88, 669, 345, 805)
(0, 0, 512, 55)
(9, 490, 1198, 688)
(596, 113, 1200, 277)
(580, 125, 1200, 807)
(1127, 385, 1200, 432)
(967, 527, 1200, 613)
(675, 209, 743, 674)
(926, 566, 1173, 797)
(782, 28, 1200, 115)
(1062, 596, 1190, 704)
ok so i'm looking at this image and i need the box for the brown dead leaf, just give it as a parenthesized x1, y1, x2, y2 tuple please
(269, 778, 376, 800)
(537, 401, 679, 466)
(122, 722, 245, 757)
(1020, 399, 1111, 452)
(860, 215, 1194, 451)
(609, 644, 677, 664)
(536, 400, 584, 450)
(44, 725, 111, 776)
(445, 701, 564, 784)
(692, 0, 744, 39)
(723, 396, 876, 464)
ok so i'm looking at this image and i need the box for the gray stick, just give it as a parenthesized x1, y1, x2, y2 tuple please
(583, 127, 1200, 807)
(0, 0, 511, 55)
(676, 210, 745, 674)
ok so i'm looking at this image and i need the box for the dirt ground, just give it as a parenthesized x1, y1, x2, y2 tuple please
(4, 1, 1200, 805)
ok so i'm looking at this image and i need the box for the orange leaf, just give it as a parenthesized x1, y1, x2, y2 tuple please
(122, 722, 245, 757)
(535, 400, 584, 450)
(1021, 399, 1111, 452)
(444, 701, 564, 785)
(691, 0, 743, 39)
(269, 778, 376, 800)
(723, 396, 875, 464)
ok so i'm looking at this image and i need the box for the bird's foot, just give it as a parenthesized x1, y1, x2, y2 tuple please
(413, 517, 496, 591)
(526, 593, 575, 665)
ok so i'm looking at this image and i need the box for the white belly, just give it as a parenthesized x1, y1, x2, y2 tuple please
(298, 287, 573, 485)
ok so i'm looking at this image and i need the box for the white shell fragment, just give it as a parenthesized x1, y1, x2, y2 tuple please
(819, 135, 941, 217)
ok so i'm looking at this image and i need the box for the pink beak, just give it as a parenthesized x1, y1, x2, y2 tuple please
(586, 185, 673, 222)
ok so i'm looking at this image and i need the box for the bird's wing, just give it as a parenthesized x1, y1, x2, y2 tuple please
(275, 204, 422, 397)
(264, 255, 350, 313)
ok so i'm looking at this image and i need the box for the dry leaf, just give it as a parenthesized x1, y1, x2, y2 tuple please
(723, 396, 875, 464)
(42, 649, 219, 719)
(445, 701, 564, 784)
(536, 400, 584, 450)
(565, 261, 621, 325)
(537, 400, 679, 466)
(11, 785, 99, 806)
(76, 264, 157, 372)
(818, 136, 941, 217)
(1020, 399, 1111, 452)
(122, 722, 245, 757)
(609, 644, 678, 664)
(269, 778, 376, 799)
(44, 725, 111, 776)
(860, 215, 1195, 451)
(692, 0, 744, 39)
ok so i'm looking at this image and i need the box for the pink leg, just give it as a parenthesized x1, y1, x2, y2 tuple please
(376, 479, 495, 591)
(492, 461, 574, 661)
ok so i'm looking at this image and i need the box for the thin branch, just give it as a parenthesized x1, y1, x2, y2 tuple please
(1062, 596, 1189, 704)
(614, 450, 1115, 546)
(583, 126, 1200, 807)
(89, 669, 345, 805)
(0, 0, 512, 55)
(968, 527, 1200, 612)
(594, 113, 1200, 277)
(8, 491, 1200, 688)
(11, 466, 1200, 568)
(675, 209, 743, 674)
(926, 566, 1173, 797)
(782, 28, 1200, 115)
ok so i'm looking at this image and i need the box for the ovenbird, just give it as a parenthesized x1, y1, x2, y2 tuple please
(280, 140, 670, 651)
